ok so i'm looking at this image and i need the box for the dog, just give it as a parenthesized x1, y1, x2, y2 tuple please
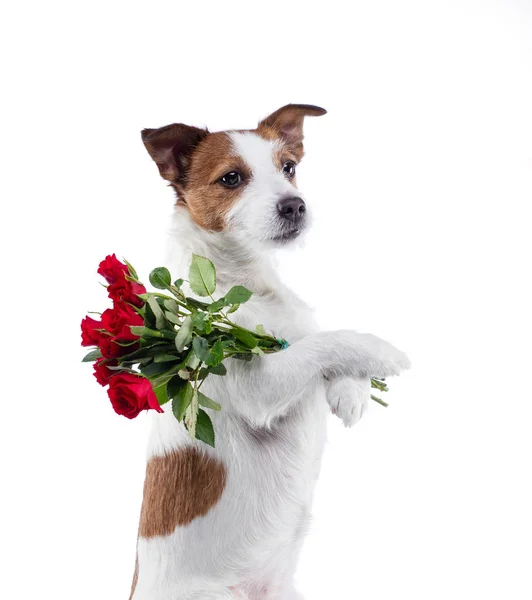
(131, 104, 410, 600)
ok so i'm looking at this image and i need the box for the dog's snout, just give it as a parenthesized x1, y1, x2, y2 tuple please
(277, 197, 306, 222)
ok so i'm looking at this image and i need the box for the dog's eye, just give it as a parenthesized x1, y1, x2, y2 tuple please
(219, 171, 242, 188)
(283, 161, 296, 179)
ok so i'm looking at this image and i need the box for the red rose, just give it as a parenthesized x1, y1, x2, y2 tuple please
(108, 279, 146, 308)
(101, 304, 143, 341)
(98, 254, 129, 284)
(98, 335, 137, 359)
(98, 254, 146, 307)
(81, 316, 104, 347)
(93, 359, 117, 386)
(107, 372, 163, 419)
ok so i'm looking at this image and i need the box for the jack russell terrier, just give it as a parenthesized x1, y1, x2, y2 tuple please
(130, 104, 410, 600)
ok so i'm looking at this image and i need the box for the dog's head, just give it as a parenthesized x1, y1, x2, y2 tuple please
(142, 104, 326, 249)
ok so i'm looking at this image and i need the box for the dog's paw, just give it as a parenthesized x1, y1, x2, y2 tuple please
(366, 335, 411, 378)
(326, 377, 371, 427)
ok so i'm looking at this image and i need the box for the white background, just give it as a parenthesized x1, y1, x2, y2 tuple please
(1, 1, 531, 598)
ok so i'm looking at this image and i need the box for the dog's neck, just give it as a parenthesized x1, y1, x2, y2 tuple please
(166, 207, 282, 297)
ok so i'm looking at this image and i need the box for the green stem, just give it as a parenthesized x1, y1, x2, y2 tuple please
(371, 394, 389, 407)
(371, 378, 389, 392)
(218, 316, 279, 343)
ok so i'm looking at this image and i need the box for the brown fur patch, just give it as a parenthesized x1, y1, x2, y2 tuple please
(128, 553, 138, 600)
(182, 132, 251, 231)
(142, 124, 208, 183)
(273, 146, 299, 187)
(256, 104, 327, 161)
(138, 446, 227, 538)
(257, 124, 305, 162)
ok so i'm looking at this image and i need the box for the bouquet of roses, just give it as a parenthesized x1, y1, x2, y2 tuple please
(81, 254, 389, 447)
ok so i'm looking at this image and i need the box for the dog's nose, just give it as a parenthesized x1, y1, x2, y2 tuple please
(277, 197, 306, 222)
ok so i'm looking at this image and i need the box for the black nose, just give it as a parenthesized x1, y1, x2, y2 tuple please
(277, 197, 306, 222)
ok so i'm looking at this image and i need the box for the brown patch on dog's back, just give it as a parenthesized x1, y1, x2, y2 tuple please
(138, 446, 227, 538)
(183, 132, 251, 231)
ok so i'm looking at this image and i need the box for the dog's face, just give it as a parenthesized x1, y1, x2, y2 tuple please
(142, 104, 326, 249)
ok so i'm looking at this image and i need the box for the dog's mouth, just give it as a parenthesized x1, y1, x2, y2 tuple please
(271, 228, 303, 243)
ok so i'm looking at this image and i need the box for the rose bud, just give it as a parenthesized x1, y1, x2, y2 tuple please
(97, 254, 129, 285)
(81, 315, 104, 347)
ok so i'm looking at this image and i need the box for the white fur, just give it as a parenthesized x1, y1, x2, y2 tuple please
(132, 133, 410, 600)
(226, 132, 303, 246)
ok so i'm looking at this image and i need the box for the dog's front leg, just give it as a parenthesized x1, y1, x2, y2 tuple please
(225, 330, 409, 427)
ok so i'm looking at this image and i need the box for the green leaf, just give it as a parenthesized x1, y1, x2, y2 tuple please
(227, 303, 240, 314)
(143, 299, 156, 329)
(81, 349, 102, 362)
(119, 341, 170, 361)
(185, 297, 210, 311)
(198, 362, 227, 379)
(207, 298, 228, 313)
(209, 362, 227, 376)
(163, 298, 180, 313)
(151, 370, 183, 390)
(173, 278, 184, 288)
(160, 329, 179, 340)
(154, 354, 178, 363)
(225, 285, 252, 305)
(206, 339, 224, 366)
(192, 336, 210, 363)
(122, 356, 152, 366)
(175, 315, 193, 352)
(172, 382, 193, 421)
(167, 375, 187, 399)
(184, 388, 199, 437)
(147, 295, 166, 329)
(141, 361, 178, 378)
(130, 325, 163, 338)
(195, 409, 215, 447)
(189, 254, 216, 297)
(123, 258, 138, 280)
(186, 352, 201, 370)
(255, 324, 268, 336)
(149, 267, 172, 289)
(154, 383, 170, 406)
(164, 311, 181, 325)
(251, 346, 265, 356)
(198, 392, 221, 411)
(137, 292, 173, 301)
(191, 311, 208, 333)
(231, 328, 258, 348)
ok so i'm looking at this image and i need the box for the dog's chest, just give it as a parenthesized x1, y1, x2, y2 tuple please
(228, 286, 318, 343)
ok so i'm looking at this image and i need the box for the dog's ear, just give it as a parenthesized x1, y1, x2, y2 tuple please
(141, 124, 209, 183)
(257, 104, 326, 157)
